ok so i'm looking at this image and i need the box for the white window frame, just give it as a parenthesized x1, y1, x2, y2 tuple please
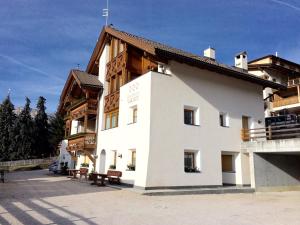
(128, 105, 138, 124)
(184, 105, 200, 126)
(220, 112, 229, 127)
(184, 150, 201, 173)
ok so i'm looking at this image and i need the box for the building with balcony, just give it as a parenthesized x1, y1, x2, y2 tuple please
(58, 69, 102, 170)
(58, 26, 283, 189)
(248, 55, 300, 117)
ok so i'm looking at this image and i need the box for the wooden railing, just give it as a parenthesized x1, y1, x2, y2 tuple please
(288, 78, 300, 87)
(106, 51, 126, 81)
(104, 91, 120, 113)
(66, 133, 96, 151)
(70, 99, 98, 120)
(241, 124, 300, 141)
(273, 96, 299, 108)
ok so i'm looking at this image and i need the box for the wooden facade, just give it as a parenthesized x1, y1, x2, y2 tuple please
(59, 70, 102, 166)
(102, 36, 158, 118)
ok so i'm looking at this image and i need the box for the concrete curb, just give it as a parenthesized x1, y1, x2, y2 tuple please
(141, 188, 255, 196)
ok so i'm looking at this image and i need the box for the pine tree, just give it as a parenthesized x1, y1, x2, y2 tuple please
(34, 96, 50, 158)
(9, 97, 35, 160)
(48, 113, 65, 156)
(0, 96, 16, 161)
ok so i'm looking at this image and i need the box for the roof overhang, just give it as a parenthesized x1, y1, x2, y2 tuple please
(156, 49, 286, 90)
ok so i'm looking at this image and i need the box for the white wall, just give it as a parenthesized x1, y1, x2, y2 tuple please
(145, 61, 264, 188)
(95, 56, 264, 188)
(95, 74, 152, 186)
(58, 140, 73, 169)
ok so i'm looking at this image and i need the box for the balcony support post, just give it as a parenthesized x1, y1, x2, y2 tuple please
(84, 114, 88, 133)
(297, 85, 300, 103)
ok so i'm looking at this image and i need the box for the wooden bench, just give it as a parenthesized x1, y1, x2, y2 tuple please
(107, 170, 122, 184)
(79, 168, 89, 181)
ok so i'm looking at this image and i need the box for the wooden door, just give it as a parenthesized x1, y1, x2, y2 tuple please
(242, 116, 249, 129)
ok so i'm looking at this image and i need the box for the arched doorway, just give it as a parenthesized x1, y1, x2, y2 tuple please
(99, 149, 106, 173)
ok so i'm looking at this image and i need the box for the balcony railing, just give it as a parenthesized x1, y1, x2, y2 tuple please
(66, 133, 96, 151)
(288, 78, 300, 87)
(106, 51, 126, 81)
(104, 91, 120, 113)
(241, 124, 300, 142)
(70, 99, 98, 120)
(272, 96, 299, 108)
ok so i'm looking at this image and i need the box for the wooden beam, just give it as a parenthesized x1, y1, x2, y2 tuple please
(84, 114, 88, 133)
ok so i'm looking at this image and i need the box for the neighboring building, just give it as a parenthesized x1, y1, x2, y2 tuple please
(59, 26, 282, 189)
(248, 55, 300, 117)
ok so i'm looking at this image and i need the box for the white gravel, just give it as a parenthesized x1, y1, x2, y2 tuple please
(0, 169, 300, 225)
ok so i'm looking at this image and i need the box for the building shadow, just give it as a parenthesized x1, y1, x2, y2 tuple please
(0, 169, 119, 224)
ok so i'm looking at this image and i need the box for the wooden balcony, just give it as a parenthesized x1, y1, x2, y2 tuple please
(273, 96, 299, 108)
(241, 124, 300, 142)
(66, 133, 96, 151)
(70, 99, 98, 120)
(104, 91, 120, 113)
(106, 51, 126, 81)
(288, 78, 300, 87)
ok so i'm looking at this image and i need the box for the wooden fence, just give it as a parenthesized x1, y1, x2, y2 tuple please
(0, 157, 56, 167)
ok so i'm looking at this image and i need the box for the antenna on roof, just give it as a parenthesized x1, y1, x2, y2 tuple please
(103, 0, 109, 26)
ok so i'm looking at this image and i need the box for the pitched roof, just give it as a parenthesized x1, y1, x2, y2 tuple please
(249, 55, 300, 67)
(58, 70, 102, 113)
(87, 26, 285, 90)
(72, 70, 102, 88)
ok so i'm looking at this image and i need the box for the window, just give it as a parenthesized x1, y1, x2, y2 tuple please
(184, 109, 194, 125)
(113, 39, 118, 58)
(105, 111, 119, 129)
(119, 42, 124, 53)
(110, 150, 117, 169)
(111, 112, 118, 128)
(184, 106, 199, 126)
(184, 150, 200, 173)
(128, 106, 138, 124)
(127, 150, 136, 171)
(222, 154, 235, 172)
(220, 112, 229, 127)
(133, 107, 137, 123)
(105, 115, 111, 130)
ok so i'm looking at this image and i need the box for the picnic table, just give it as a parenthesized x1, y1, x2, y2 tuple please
(90, 172, 107, 186)
(68, 169, 79, 179)
(0, 166, 9, 183)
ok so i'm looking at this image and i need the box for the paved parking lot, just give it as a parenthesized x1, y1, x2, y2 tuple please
(1, 170, 300, 225)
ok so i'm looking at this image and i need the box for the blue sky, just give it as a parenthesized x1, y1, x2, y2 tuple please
(1, 0, 300, 112)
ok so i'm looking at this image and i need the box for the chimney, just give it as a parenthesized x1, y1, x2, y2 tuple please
(235, 51, 248, 70)
(204, 47, 216, 60)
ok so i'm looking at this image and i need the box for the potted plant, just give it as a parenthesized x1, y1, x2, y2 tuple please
(109, 165, 116, 169)
(127, 164, 135, 171)
(184, 167, 200, 173)
(81, 163, 89, 168)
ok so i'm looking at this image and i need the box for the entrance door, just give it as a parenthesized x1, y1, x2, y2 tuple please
(242, 116, 249, 130)
(99, 150, 106, 173)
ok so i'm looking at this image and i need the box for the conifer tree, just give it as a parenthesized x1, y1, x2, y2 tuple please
(9, 97, 34, 160)
(34, 96, 50, 157)
(0, 96, 16, 161)
(48, 112, 64, 156)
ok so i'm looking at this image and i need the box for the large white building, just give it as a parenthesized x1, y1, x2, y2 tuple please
(58, 26, 283, 190)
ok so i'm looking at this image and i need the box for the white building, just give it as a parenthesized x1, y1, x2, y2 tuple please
(59, 26, 282, 189)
